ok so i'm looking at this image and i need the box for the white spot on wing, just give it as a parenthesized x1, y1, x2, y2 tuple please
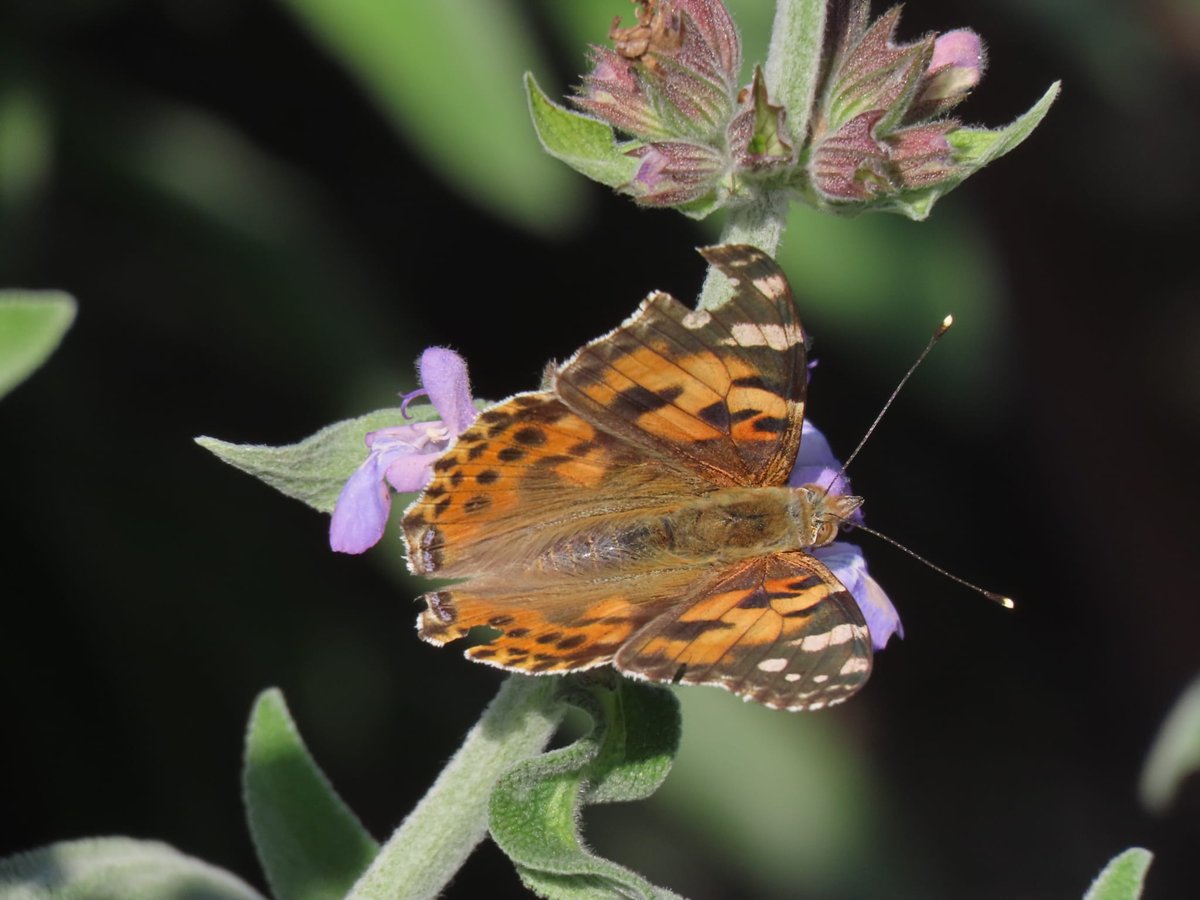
(798, 632, 830, 652)
(829, 623, 856, 645)
(751, 272, 788, 299)
(724, 322, 804, 351)
(785, 673, 801, 682)
(813, 674, 829, 683)
(839, 656, 869, 675)
(681, 309, 712, 329)
(757, 657, 788, 673)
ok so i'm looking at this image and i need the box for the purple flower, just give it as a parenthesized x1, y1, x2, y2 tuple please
(329, 347, 475, 555)
(790, 419, 902, 650)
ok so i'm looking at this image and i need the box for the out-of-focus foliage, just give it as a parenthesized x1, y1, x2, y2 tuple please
(274, 0, 584, 234)
(243, 690, 379, 900)
(0, 291, 75, 398)
(0, 838, 266, 900)
(1082, 847, 1153, 900)
(1141, 676, 1200, 814)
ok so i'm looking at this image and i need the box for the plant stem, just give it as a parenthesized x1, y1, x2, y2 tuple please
(697, 191, 789, 310)
(346, 675, 564, 900)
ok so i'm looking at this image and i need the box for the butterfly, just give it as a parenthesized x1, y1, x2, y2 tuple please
(401, 245, 874, 711)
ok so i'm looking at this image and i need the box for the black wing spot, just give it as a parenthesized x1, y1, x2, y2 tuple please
(697, 400, 731, 431)
(660, 618, 735, 640)
(467, 442, 490, 460)
(497, 446, 526, 463)
(737, 587, 771, 608)
(752, 415, 789, 434)
(556, 634, 587, 650)
(614, 384, 684, 416)
(567, 440, 600, 457)
(787, 575, 823, 592)
(475, 469, 500, 485)
(432, 455, 457, 473)
(536, 631, 564, 644)
(514, 426, 547, 446)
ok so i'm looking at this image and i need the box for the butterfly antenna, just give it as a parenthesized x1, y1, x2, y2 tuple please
(821, 315, 954, 495)
(847, 519, 1014, 609)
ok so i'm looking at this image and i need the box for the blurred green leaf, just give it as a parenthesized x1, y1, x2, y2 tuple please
(196, 407, 413, 513)
(275, 0, 584, 233)
(525, 74, 641, 189)
(490, 676, 682, 899)
(244, 689, 379, 900)
(650, 689, 876, 897)
(0, 291, 76, 400)
(764, 203, 1007, 416)
(0, 837, 266, 900)
(1082, 847, 1153, 900)
(1140, 675, 1200, 813)
(0, 86, 53, 213)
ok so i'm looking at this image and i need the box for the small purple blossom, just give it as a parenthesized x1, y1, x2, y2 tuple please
(789, 419, 901, 650)
(329, 347, 475, 555)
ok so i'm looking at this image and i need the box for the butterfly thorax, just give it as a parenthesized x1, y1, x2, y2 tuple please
(533, 485, 861, 576)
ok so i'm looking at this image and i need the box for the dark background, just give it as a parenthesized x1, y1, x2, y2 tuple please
(2, 1, 1197, 897)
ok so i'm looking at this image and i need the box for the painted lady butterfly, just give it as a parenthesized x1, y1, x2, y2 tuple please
(401, 245, 874, 711)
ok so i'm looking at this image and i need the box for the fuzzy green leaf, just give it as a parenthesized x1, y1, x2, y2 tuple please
(1083, 848, 1153, 900)
(195, 407, 416, 513)
(764, 0, 828, 147)
(490, 675, 682, 899)
(1140, 675, 1200, 813)
(0, 837, 265, 900)
(274, 0, 581, 234)
(243, 689, 378, 900)
(0, 291, 76, 400)
(525, 73, 642, 189)
(883, 80, 1061, 221)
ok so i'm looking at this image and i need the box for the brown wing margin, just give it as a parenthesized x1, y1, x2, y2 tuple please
(554, 244, 808, 487)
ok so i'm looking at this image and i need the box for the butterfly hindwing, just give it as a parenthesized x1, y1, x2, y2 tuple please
(554, 244, 808, 487)
(614, 551, 873, 710)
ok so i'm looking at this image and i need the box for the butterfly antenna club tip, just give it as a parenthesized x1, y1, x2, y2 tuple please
(938, 314, 954, 336)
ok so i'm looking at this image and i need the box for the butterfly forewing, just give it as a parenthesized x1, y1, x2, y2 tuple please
(554, 245, 808, 487)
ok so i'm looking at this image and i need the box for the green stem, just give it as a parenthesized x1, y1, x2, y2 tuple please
(697, 191, 789, 310)
(346, 675, 564, 900)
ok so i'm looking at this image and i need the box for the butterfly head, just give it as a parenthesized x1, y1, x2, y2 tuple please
(794, 485, 864, 548)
